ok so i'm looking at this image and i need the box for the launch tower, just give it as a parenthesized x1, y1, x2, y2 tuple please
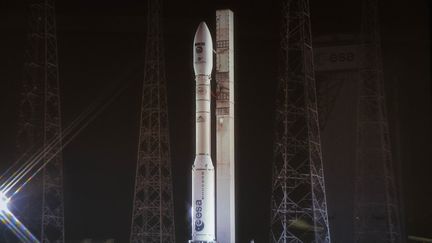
(14, 0, 65, 241)
(269, 0, 331, 242)
(130, 0, 176, 242)
(353, 0, 403, 241)
(215, 9, 236, 243)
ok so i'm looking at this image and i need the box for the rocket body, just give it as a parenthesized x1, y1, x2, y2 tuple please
(190, 22, 216, 243)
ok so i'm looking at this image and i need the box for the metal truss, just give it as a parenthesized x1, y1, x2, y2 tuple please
(130, 0, 176, 242)
(13, 0, 65, 242)
(353, 0, 402, 242)
(270, 0, 331, 242)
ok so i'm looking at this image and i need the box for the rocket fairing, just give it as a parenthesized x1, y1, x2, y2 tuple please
(190, 22, 217, 243)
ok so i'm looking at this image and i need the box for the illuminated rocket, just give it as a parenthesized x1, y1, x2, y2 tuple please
(190, 22, 217, 243)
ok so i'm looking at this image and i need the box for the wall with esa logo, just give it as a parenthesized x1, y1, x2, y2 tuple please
(314, 45, 359, 72)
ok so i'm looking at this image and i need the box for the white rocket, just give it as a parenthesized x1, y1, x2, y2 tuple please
(190, 22, 217, 243)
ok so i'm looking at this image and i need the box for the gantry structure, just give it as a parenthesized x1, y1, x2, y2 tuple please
(215, 9, 236, 243)
(15, 0, 65, 242)
(270, 0, 331, 242)
(353, 0, 403, 242)
(130, 0, 176, 242)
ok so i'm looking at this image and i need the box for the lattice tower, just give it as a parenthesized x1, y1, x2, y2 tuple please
(269, 0, 331, 242)
(13, 0, 65, 242)
(353, 0, 402, 242)
(130, 0, 176, 242)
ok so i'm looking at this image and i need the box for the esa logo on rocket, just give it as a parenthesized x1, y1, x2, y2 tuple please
(195, 43, 205, 63)
(194, 200, 205, 231)
(195, 43, 203, 54)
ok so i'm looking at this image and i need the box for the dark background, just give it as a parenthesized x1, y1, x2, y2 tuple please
(0, 0, 430, 242)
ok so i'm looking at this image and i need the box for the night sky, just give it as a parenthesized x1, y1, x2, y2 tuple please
(0, 0, 431, 242)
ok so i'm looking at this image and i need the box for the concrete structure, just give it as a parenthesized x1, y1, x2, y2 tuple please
(313, 34, 360, 242)
(215, 9, 236, 243)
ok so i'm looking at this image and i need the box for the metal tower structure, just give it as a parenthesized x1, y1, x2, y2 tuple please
(130, 0, 176, 242)
(353, 0, 402, 242)
(14, 0, 65, 242)
(39, 0, 66, 241)
(270, 0, 331, 242)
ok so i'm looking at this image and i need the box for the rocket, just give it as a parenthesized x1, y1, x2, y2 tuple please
(190, 22, 217, 243)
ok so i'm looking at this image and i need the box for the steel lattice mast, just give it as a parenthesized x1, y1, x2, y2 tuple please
(40, 0, 65, 241)
(270, 0, 331, 242)
(353, 0, 402, 242)
(130, 0, 176, 242)
(15, 0, 65, 242)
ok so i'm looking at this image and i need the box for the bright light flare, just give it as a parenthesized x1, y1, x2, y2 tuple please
(0, 208, 39, 242)
(0, 191, 10, 212)
(0, 72, 129, 243)
(0, 191, 39, 242)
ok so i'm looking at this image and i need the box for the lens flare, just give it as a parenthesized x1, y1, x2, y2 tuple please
(0, 191, 9, 212)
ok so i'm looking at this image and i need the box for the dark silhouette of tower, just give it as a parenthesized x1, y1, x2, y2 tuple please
(353, 0, 403, 242)
(270, 0, 331, 242)
(14, 0, 65, 242)
(130, 0, 176, 242)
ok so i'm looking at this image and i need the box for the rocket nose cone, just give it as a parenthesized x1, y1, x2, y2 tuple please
(194, 22, 211, 44)
(198, 21, 207, 32)
(193, 21, 213, 76)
